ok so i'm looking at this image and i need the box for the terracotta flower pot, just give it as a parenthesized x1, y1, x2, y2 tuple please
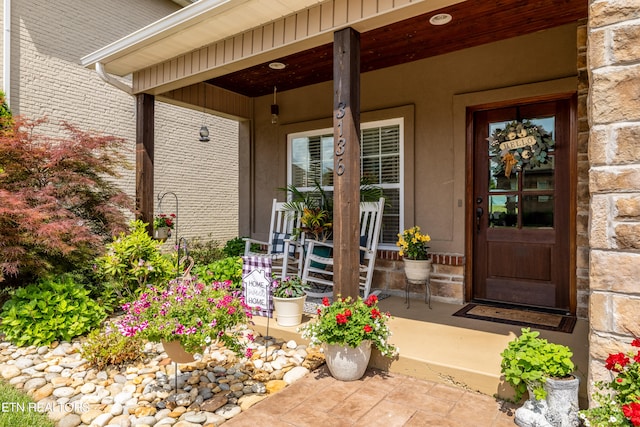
(161, 340, 195, 363)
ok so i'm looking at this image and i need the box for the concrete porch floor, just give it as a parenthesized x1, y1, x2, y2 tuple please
(250, 295, 589, 405)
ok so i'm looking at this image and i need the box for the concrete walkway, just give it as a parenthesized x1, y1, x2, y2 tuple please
(223, 365, 518, 427)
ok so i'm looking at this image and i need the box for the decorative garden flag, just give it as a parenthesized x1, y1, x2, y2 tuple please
(241, 256, 273, 317)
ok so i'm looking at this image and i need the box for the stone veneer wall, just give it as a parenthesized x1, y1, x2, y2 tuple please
(587, 0, 640, 398)
(372, 251, 465, 304)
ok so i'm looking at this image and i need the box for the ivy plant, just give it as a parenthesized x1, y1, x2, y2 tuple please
(500, 327, 575, 402)
(0, 275, 106, 347)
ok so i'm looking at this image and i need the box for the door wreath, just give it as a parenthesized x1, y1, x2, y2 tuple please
(488, 120, 555, 178)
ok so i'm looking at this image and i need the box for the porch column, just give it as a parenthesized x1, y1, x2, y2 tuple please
(136, 93, 155, 233)
(333, 27, 361, 299)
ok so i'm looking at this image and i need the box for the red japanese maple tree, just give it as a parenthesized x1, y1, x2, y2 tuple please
(0, 116, 134, 286)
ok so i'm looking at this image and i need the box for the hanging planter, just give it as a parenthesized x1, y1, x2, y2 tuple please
(161, 340, 196, 363)
(153, 227, 169, 242)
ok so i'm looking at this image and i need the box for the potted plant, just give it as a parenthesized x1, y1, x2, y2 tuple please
(271, 275, 310, 327)
(153, 213, 175, 241)
(579, 338, 640, 427)
(501, 328, 579, 427)
(115, 277, 254, 362)
(299, 294, 398, 381)
(396, 226, 431, 282)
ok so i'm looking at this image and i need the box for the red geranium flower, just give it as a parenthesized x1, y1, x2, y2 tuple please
(336, 313, 348, 325)
(606, 352, 630, 372)
(363, 325, 373, 333)
(623, 402, 640, 426)
(344, 309, 352, 317)
(365, 294, 378, 306)
(322, 297, 330, 306)
(370, 308, 381, 319)
(632, 338, 640, 348)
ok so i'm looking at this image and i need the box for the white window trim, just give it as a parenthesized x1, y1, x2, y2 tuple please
(287, 117, 404, 249)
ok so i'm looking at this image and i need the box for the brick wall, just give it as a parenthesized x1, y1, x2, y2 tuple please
(0, 0, 239, 247)
(372, 250, 465, 304)
(587, 0, 640, 397)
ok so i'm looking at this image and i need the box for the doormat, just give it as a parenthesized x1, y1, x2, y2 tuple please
(452, 303, 576, 334)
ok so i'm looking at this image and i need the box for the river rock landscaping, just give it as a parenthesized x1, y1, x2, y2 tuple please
(0, 334, 325, 427)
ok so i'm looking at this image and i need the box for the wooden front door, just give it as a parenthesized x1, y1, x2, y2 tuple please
(470, 96, 575, 313)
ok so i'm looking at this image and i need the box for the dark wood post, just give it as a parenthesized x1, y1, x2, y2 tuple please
(333, 27, 361, 299)
(136, 93, 155, 234)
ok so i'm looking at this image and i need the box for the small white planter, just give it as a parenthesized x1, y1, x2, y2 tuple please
(403, 258, 432, 282)
(323, 340, 372, 381)
(273, 295, 306, 327)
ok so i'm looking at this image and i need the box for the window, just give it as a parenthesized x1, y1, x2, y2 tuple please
(288, 118, 403, 246)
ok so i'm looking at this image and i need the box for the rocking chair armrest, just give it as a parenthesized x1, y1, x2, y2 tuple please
(243, 237, 269, 246)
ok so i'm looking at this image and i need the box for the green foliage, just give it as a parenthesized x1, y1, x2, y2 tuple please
(299, 295, 398, 358)
(0, 381, 55, 427)
(222, 237, 248, 258)
(272, 275, 309, 298)
(188, 236, 224, 265)
(500, 328, 575, 401)
(81, 323, 146, 370)
(95, 220, 175, 302)
(0, 275, 106, 347)
(193, 257, 243, 289)
(0, 90, 13, 133)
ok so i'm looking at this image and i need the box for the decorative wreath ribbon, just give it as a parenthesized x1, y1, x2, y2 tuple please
(502, 153, 518, 178)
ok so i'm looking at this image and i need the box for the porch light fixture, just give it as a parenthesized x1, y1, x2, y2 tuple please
(199, 84, 210, 142)
(429, 13, 452, 26)
(271, 86, 279, 125)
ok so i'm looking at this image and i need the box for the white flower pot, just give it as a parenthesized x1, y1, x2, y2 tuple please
(154, 227, 169, 242)
(323, 340, 372, 381)
(273, 295, 306, 327)
(403, 258, 432, 282)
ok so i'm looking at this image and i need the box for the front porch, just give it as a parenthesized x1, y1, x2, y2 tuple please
(250, 295, 589, 406)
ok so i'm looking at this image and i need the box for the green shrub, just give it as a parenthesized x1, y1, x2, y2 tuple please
(500, 328, 575, 401)
(0, 381, 54, 427)
(188, 236, 223, 266)
(0, 275, 106, 347)
(81, 323, 146, 370)
(193, 256, 243, 289)
(95, 220, 175, 301)
(222, 237, 249, 257)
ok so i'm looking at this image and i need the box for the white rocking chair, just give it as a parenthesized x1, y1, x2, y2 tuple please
(243, 199, 303, 280)
(301, 197, 385, 298)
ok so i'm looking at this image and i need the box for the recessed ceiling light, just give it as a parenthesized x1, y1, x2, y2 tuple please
(429, 13, 452, 26)
(269, 62, 286, 70)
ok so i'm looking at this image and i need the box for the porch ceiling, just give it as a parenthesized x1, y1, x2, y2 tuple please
(83, 0, 587, 101)
(210, 0, 587, 98)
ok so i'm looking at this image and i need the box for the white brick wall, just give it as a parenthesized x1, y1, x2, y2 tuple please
(0, 0, 240, 247)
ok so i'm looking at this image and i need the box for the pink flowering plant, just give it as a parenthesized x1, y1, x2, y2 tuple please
(115, 277, 254, 355)
(272, 275, 309, 298)
(299, 294, 398, 358)
(579, 338, 640, 427)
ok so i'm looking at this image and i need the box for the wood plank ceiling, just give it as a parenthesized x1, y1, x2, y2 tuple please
(207, 0, 587, 98)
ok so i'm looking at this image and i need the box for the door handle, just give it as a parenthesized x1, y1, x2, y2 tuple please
(476, 207, 483, 232)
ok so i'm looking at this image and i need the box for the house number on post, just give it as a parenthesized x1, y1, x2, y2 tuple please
(335, 101, 346, 176)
